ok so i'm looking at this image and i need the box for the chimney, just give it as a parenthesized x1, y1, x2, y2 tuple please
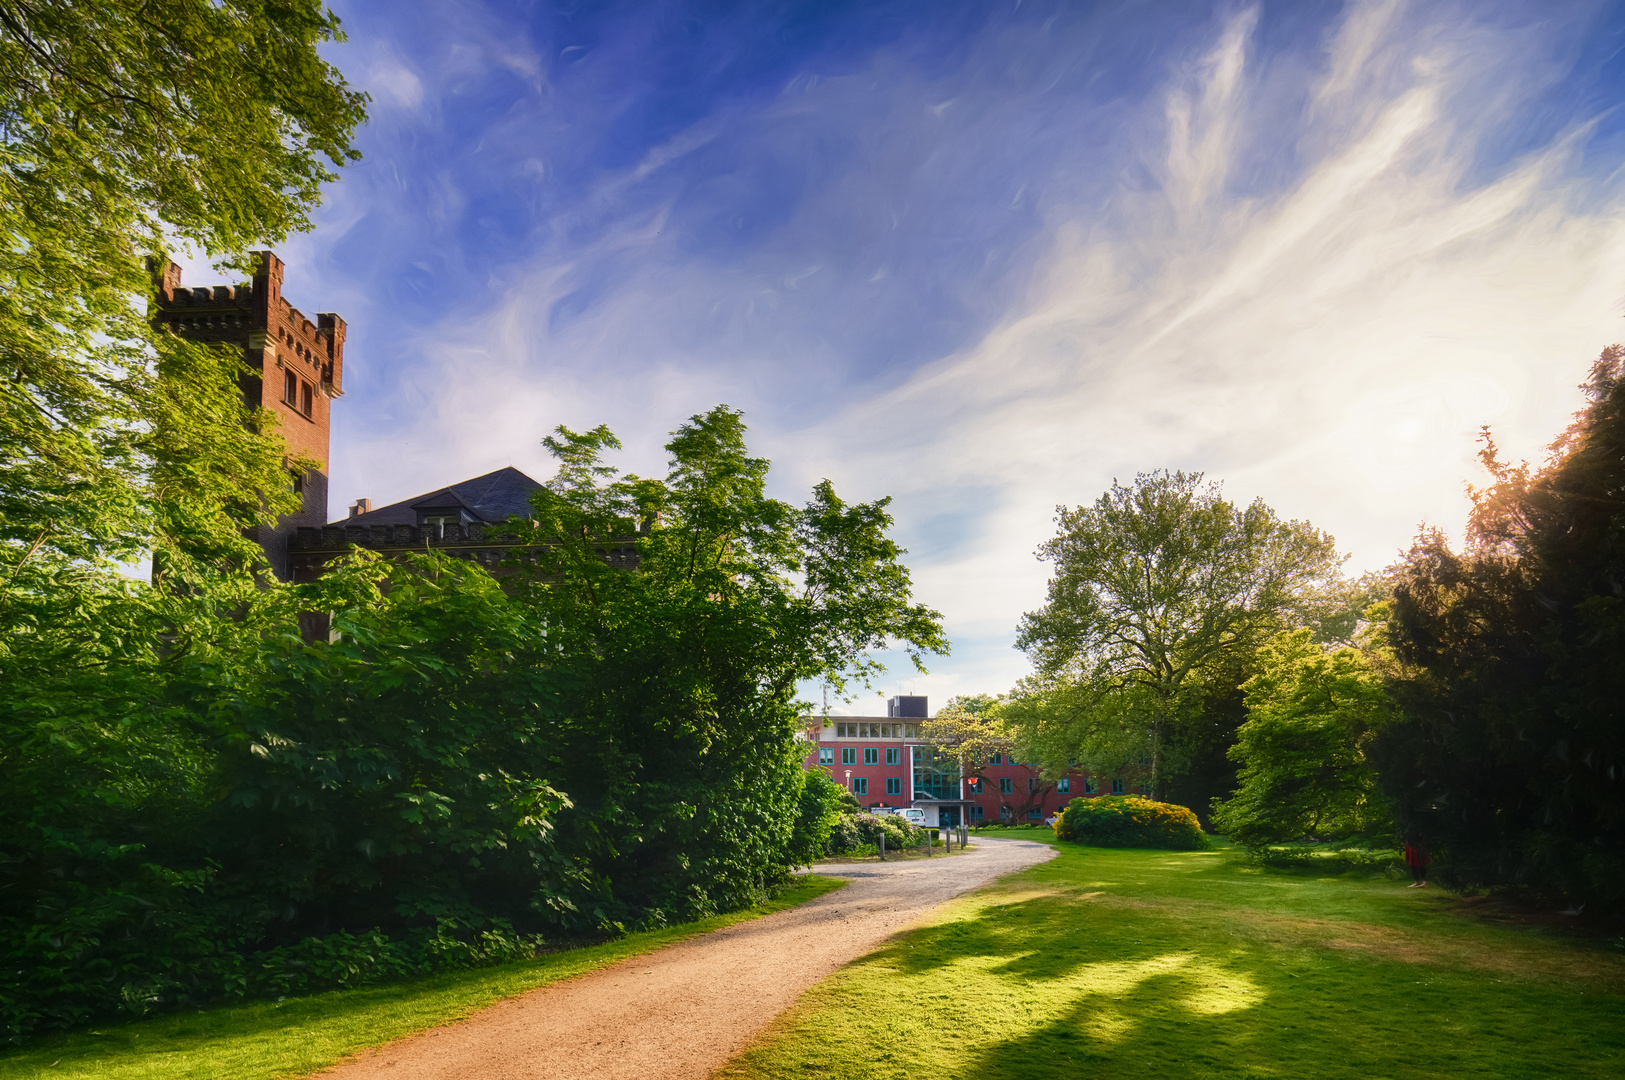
(349, 498, 371, 518)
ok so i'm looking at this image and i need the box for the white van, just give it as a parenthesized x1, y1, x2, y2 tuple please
(897, 808, 927, 826)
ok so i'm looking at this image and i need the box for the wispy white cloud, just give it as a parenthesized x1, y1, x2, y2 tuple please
(323, 0, 1625, 715)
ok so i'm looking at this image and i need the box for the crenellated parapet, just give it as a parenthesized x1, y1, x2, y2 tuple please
(149, 250, 344, 581)
(150, 251, 345, 398)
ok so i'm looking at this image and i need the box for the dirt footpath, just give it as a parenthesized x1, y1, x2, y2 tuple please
(318, 837, 1055, 1080)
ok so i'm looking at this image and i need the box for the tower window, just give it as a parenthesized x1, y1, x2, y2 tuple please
(283, 370, 298, 406)
(300, 380, 313, 416)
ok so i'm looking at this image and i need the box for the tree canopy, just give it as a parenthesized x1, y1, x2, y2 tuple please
(1211, 628, 1392, 848)
(0, 0, 366, 583)
(1, 407, 945, 1041)
(1012, 470, 1341, 795)
(1375, 345, 1625, 909)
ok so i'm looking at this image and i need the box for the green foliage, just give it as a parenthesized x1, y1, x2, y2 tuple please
(1250, 843, 1401, 875)
(1012, 470, 1341, 796)
(1376, 345, 1625, 911)
(2, 912, 543, 1044)
(0, 0, 365, 582)
(505, 408, 945, 926)
(824, 812, 924, 856)
(1, 408, 942, 1043)
(791, 772, 847, 864)
(1054, 795, 1209, 850)
(0, 876, 848, 1080)
(1211, 630, 1393, 848)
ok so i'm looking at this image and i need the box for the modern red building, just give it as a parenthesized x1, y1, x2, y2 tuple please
(801, 696, 1140, 826)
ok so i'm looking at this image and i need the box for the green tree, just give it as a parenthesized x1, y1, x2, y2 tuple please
(505, 406, 947, 925)
(2, 406, 946, 1040)
(0, 0, 366, 581)
(1211, 628, 1392, 847)
(1376, 345, 1625, 909)
(922, 698, 1013, 788)
(1013, 470, 1341, 797)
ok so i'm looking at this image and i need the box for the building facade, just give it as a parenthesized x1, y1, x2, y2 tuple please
(151, 251, 345, 580)
(801, 696, 1126, 826)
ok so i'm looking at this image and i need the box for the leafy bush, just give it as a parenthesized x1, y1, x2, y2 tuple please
(823, 812, 923, 855)
(0, 914, 541, 1045)
(1054, 797, 1210, 850)
(1, 410, 945, 1043)
(1251, 844, 1401, 875)
(824, 815, 863, 855)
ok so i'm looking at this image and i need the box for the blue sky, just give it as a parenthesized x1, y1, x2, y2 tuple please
(239, 0, 1625, 711)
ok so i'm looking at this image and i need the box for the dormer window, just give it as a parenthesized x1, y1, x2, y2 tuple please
(422, 514, 460, 538)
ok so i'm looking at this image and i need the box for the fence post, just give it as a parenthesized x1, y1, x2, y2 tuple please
(879, 830, 886, 861)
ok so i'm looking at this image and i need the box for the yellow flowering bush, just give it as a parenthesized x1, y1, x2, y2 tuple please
(1054, 796, 1210, 850)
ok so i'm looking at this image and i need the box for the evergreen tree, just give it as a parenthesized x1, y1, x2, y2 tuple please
(1378, 346, 1625, 909)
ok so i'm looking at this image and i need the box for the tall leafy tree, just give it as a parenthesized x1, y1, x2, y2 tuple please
(0, 0, 366, 580)
(0, 1, 367, 1041)
(1377, 346, 1625, 909)
(922, 697, 1013, 810)
(509, 407, 947, 924)
(1013, 470, 1340, 797)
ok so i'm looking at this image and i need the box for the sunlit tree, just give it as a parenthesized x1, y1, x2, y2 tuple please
(1014, 470, 1341, 797)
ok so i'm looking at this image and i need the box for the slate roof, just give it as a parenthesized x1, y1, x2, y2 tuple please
(334, 466, 546, 527)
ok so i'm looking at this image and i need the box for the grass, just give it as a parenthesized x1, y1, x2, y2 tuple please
(722, 829, 1625, 1080)
(0, 875, 846, 1080)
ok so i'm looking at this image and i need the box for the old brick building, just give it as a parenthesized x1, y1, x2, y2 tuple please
(282, 467, 642, 583)
(150, 251, 345, 580)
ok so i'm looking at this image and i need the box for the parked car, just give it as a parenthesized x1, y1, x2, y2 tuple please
(897, 808, 926, 826)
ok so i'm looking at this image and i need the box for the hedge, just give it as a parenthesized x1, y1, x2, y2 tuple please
(1054, 796, 1210, 850)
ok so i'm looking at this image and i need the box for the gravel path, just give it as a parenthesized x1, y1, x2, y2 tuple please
(318, 837, 1055, 1080)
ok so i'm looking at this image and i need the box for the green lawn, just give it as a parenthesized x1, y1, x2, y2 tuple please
(0, 875, 846, 1080)
(723, 830, 1625, 1080)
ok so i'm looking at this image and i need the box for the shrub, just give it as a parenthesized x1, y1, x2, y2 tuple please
(1054, 796, 1210, 850)
(822, 812, 924, 856)
(824, 814, 863, 855)
(1252, 844, 1400, 875)
(0, 914, 541, 1045)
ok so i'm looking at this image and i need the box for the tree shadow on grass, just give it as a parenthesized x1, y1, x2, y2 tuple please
(874, 885, 1625, 1080)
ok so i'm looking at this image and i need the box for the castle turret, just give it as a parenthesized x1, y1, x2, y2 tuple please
(149, 251, 345, 580)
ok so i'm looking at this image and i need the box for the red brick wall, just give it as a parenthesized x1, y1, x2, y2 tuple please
(152, 251, 345, 579)
(801, 723, 1108, 823)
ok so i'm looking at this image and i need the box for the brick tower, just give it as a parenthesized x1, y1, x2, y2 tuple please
(150, 251, 346, 580)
